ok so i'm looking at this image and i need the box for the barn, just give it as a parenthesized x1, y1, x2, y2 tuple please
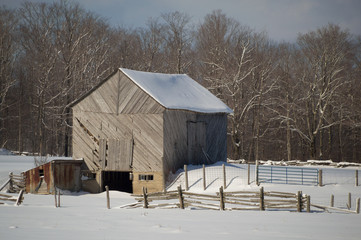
(71, 68, 232, 194)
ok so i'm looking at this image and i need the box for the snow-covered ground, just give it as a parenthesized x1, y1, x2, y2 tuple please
(1, 156, 360, 240)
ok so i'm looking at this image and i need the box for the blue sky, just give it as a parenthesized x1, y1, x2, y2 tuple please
(3, 0, 361, 42)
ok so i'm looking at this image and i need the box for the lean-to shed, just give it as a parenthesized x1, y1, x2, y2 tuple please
(71, 68, 233, 194)
(24, 159, 83, 194)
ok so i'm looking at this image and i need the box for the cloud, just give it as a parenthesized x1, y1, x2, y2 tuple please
(2, 0, 361, 41)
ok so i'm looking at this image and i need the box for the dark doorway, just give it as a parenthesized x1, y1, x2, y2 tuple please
(102, 171, 133, 193)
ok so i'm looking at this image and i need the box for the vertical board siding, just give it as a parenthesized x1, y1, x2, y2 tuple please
(163, 110, 196, 174)
(163, 110, 228, 177)
(197, 113, 228, 164)
(187, 121, 207, 165)
(106, 138, 133, 171)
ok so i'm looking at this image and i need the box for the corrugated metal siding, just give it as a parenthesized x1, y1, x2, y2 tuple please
(25, 162, 53, 194)
(24, 161, 82, 194)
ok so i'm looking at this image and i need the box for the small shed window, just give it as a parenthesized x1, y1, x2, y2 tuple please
(39, 169, 44, 177)
(138, 174, 154, 181)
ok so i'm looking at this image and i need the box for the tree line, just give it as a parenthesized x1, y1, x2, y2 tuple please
(1, 1, 360, 162)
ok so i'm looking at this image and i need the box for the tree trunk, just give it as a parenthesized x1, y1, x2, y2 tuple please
(339, 122, 343, 162)
(286, 95, 291, 161)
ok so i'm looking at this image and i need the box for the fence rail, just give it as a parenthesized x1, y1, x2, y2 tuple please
(0, 172, 26, 193)
(129, 186, 307, 212)
(121, 186, 360, 214)
(257, 165, 319, 186)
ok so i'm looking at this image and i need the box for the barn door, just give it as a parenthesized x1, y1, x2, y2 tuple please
(106, 138, 133, 171)
(187, 121, 207, 164)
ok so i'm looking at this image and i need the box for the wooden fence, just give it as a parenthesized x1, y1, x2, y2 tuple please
(125, 186, 308, 212)
(0, 191, 25, 206)
(0, 172, 26, 193)
(118, 186, 360, 214)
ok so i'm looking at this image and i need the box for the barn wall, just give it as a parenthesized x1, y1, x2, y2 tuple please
(74, 73, 119, 114)
(73, 71, 165, 115)
(163, 110, 228, 179)
(53, 161, 82, 192)
(72, 111, 164, 173)
(132, 171, 164, 194)
(197, 113, 228, 163)
(72, 69, 165, 178)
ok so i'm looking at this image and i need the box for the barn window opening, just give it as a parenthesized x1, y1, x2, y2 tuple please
(138, 174, 154, 181)
(39, 169, 44, 177)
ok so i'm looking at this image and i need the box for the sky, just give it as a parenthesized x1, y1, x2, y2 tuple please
(2, 0, 361, 42)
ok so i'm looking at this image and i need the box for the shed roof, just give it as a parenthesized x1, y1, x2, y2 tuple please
(120, 68, 233, 114)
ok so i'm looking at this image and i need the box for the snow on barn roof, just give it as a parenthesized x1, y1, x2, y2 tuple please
(120, 68, 233, 114)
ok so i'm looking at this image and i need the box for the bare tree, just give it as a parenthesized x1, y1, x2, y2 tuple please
(292, 24, 354, 159)
(17, 1, 114, 155)
(195, 10, 278, 161)
(161, 11, 193, 73)
(19, 2, 59, 155)
(52, 0, 113, 156)
(138, 18, 166, 72)
(0, 7, 18, 148)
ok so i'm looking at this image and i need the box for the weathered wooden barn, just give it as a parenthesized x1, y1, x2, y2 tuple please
(71, 68, 233, 194)
(24, 160, 83, 194)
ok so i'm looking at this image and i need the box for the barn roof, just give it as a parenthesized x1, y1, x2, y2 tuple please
(120, 68, 233, 114)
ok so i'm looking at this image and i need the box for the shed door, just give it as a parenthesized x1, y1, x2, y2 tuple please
(105, 138, 133, 171)
(187, 121, 207, 164)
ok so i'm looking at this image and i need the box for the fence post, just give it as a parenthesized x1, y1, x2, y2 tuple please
(142, 187, 148, 209)
(184, 165, 189, 191)
(256, 161, 259, 186)
(356, 198, 360, 214)
(318, 169, 323, 186)
(297, 191, 302, 212)
(306, 195, 311, 213)
(106, 185, 110, 209)
(222, 164, 226, 189)
(330, 194, 334, 207)
(178, 186, 184, 209)
(9, 172, 14, 193)
(57, 189, 61, 208)
(203, 164, 206, 190)
(247, 163, 250, 185)
(347, 193, 351, 210)
(15, 189, 25, 206)
(54, 188, 57, 208)
(356, 170, 359, 187)
(219, 186, 225, 211)
(259, 187, 265, 211)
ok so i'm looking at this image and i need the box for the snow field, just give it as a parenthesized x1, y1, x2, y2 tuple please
(1, 156, 361, 240)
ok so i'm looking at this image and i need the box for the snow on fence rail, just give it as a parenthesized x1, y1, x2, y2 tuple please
(128, 187, 307, 212)
(0, 172, 26, 193)
(122, 186, 360, 214)
(0, 191, 25, 206)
